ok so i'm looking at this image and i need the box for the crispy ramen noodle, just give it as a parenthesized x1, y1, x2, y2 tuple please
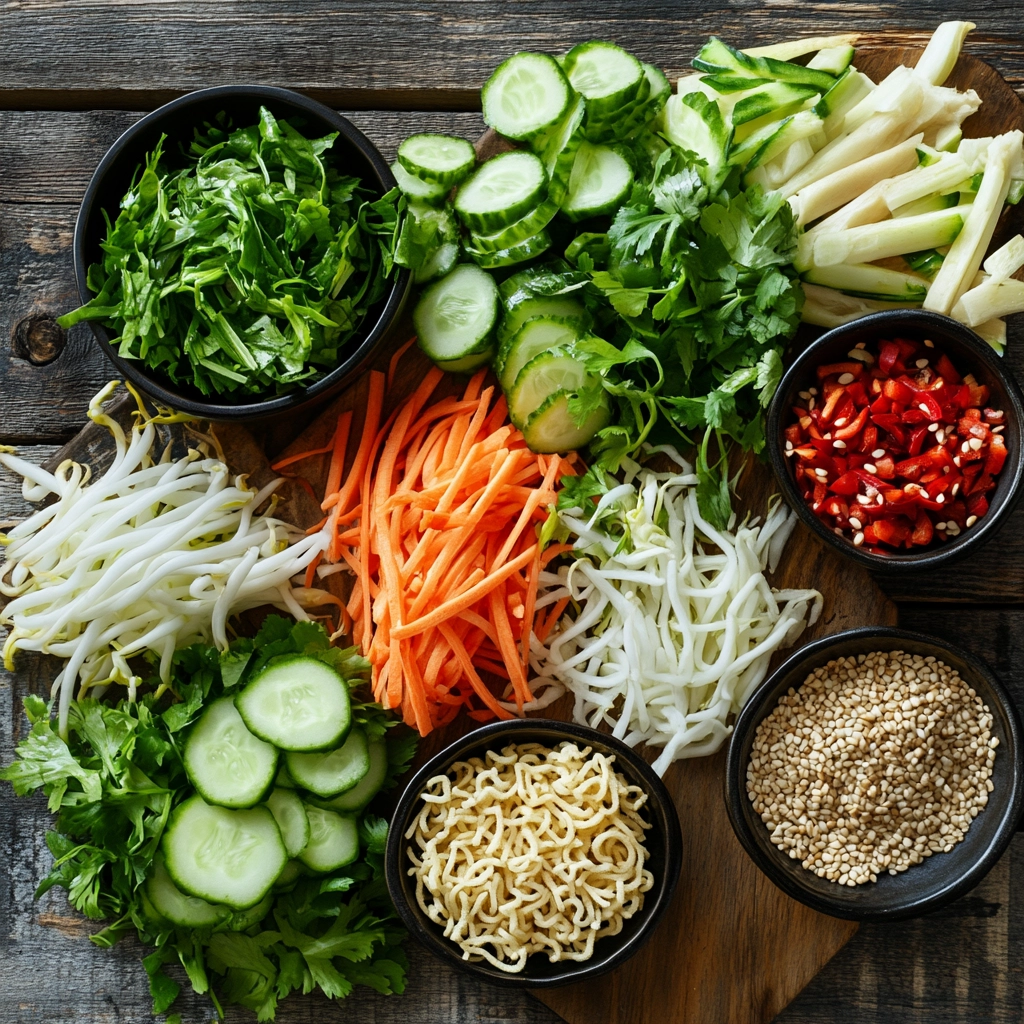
(406, 742, 654, 972)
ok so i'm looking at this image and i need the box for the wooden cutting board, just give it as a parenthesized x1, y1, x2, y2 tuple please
(38, 42, 1021, 1024)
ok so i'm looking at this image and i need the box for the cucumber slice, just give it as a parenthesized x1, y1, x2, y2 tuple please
(731, 110, 823, 171)
(584, 73, 652, 142)
(694, 36, 837, 92)
(814, 70, 874, 138)
(415, 241, 460, 285)
(434, 346, 496, 374)
(413, 263, 499, 366)
(299, 807, 360, 873)
(803, 263, 930, 301)
(562, 143, 633, 221)
(731, 81, 819, 127)
(482, 52, 574, 143)
(264, 787, 311, 859)
(146, 852, 229, 928)
(464, 229, 552, 268)
(522, 389, 611, 454)
(807, 44, 856, 75)
(398, 134, 476, 186)
(163, 795, 287, 910)
(455, 151, 549, 234)
(396, 201, 460, 284)
(390, 159, 449, 205)
(892, 192, 960, 219)
(182, 697, 277, 809)
(274, 762, 297, 789)
(273, 859, 305, 892)
(236, 654, 352, 753)
(470, 200, 560, 253)
(508, 347, 591, 427)
(285, 728, 370, 798)
(496, 316, 586, 392)
(497, 295, 589, 347)
(223, 892, 273, 932)
(536, 96, 586, 206)
(563, 41, 644, 120)
(312, 737, 388, 813)
(905, 249, 946, 276)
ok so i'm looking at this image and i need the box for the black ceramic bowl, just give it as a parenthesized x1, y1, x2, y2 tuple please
(385, 718, 682, 988)
(766, 310, 1024, 571)
(72, 85, 411, 421)
(725, 627, 1023, 922)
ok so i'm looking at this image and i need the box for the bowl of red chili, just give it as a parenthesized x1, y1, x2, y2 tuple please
(767, 310, 1024, 569)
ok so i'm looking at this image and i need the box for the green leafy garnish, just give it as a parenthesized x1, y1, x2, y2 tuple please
(58, 108, 401, 397)
(0, 617, 416, 1021)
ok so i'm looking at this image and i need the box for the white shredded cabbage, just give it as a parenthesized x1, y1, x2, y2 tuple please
(530, 449, 822, 775)
(0, 384, 331, 734)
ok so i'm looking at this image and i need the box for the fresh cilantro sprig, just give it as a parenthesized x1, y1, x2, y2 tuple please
(58, 108, 401, 398)
(0, 616, 416, 1021)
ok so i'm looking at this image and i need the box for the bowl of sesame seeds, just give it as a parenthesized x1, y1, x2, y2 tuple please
(725, 627, 1023, 921)
(767, 310, 1024, 569)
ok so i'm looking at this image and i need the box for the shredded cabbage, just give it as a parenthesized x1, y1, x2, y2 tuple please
(530, 449, 822, 775)
(0, 384, 332, 734)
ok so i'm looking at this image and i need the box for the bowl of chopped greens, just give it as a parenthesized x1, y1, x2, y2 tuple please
(62, 85, 410, 419)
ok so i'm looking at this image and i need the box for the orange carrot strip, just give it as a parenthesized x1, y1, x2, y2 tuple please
(438, 623, 513, 720)
(387, 336, 419, 390)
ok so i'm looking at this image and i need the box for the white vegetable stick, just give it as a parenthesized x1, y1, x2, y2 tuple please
(792, 134, 923, 226)
(924, 131, 1020, 314)
(881, 152, 970, 210)
(972, 318, 1007, 353)
(742, 34, 859, 60)
(958, 136, 1024, 178)
(983, 233, 1024, 280)
(951, 277, 1024, 326)
(812, 206, 966, 267)
(915, 21, 976, 86)
(800, 283, 921, 328)
(763, 137, 816, 190)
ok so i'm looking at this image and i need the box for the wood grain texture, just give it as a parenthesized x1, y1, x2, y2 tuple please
(2, 1, 1024, 108)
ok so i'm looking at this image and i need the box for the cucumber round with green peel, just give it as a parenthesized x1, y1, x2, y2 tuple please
(299, 806, 360, 873)
(496, 316, 585, 392)
(146, 852, 229, 928)
(264, 787, 311, 859)
(562, 143, 634, 222)
(414, 241, 460, 285)
(482, 51, 575, 143)
(390, 160, 449, 205)
(274, 762, 296, 789)
(183, 697, 277, 809)
(285, 728, 370, 798)
(223, 893, 274, 932)
(563, 41, 644, 121)
(454, 151, 548, 234)
(584, 73, 651, 142)
(508, 347, 591, 427)
(398, 134, 476, 186)
(535, 96, 586, 206)
(235, 655, 351, 753)
(464, 228, 552, 269)
(497, 295, 589, 346)
(163, 795, 287, 910)
(273, 859, 305, 892)
(522, 389, 611, 454)
(469, 200, 560, 254)
(311, 737, 388, 813)
(434, 346, 496, 375)
(414, 263, 500, 368)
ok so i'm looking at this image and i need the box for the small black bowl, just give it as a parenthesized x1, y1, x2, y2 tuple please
(725, 627, 1023, 922)
(72, 85, 411, 421)
(385, 719, 682, 988)
(766, 310, 1024, 570)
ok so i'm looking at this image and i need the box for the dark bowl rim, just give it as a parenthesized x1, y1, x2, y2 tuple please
(724, 626, 1024, 922)
(384, 717, 683, 988)
(766, 309, 1024, 571)
(71, 84, 411, 421)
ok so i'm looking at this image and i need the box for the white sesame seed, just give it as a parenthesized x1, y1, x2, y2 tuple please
(833, 439, 847, 449)
(863, 463, 877, 474)
(918, 403, 931, 414)
(815, 467, 828, 478)
(857, 495, 872, 505)
(935, 522, 947, 531)
(961, 441, 971, 454)
(954, 456, 962, 467)
(849, 348, 875, 363)
(809, 388, 818, 396)
(993, 425, 1005, 433)
(915, 358, 929, 369)
(924, 339, 935, 348)
(853, 531, 865, 546)
(936, 431, 945, 444)
(876, 494, 885, 504)
(799, 390, 811, 400)
(833, 527, 844, 536)
(808, 397, 816, 411)
(936, 493, 945, 503)
(833, 417, 848, 428)
(927, 422, 939, 432)
(969, 437, 983, 451)
(855, 341, 866, 349)
(951, 483, 959, 496)
(785, 440, 793, 451)
(849, 517, 863, 530)
(838, 372, 855, 385)
(966, 515, 978, 527)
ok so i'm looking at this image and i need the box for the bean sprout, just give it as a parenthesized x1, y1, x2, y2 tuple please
(0, 383, 332, 734)
(530, 450, 822, 775)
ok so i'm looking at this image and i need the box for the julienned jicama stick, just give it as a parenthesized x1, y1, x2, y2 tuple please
(304, 344, 579, 736)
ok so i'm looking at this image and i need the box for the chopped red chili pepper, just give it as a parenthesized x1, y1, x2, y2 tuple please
(786, 337, 1008, 553)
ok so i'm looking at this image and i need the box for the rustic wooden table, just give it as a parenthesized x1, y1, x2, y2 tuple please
(2, 2, 1024, 1022)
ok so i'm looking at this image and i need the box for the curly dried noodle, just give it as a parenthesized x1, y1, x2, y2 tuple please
(406, 742, 654, 972)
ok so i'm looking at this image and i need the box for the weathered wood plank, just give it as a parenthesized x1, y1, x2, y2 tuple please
(1, 2, 1023, 109)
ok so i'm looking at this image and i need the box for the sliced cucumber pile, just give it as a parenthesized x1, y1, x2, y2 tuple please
(286, 728, 371, 798)
(413, 263, 499, 372)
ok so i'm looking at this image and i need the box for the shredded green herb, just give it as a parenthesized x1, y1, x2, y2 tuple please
(1, 616, 417, 1021)
(59, 107, 402, 397)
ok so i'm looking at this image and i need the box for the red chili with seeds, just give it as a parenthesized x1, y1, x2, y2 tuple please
(786, 337, 1008, 554)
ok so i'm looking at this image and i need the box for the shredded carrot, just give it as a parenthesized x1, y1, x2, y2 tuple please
(314, 345, 577, 736)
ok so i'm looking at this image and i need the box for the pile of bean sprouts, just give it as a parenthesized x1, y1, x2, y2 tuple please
(530, 449, 822, 775)
(0, 384, 331, 734)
